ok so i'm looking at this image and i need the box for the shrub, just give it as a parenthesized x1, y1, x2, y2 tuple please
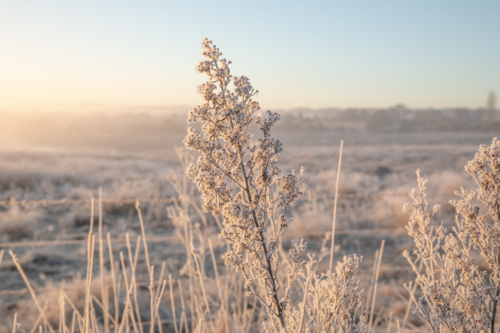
(184, 38, 367, 333)
(404, 138, 500, 332)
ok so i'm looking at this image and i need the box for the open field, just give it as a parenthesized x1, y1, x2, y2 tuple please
(0, 111, 497, 332)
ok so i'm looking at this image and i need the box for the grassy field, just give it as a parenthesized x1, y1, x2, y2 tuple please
(0, 111, 497, 332)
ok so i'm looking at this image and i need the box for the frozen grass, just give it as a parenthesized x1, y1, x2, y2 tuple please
(0, 200, 41, 241)
(0, 136, 493, 332)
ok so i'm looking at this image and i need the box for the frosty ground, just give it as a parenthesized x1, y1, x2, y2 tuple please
(0, 111, 495, 331)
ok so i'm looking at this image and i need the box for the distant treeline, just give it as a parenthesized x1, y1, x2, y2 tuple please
(277, 106, 500, 133)
(365, 108, 500, 132)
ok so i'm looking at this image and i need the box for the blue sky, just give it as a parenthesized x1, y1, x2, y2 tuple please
(1, 1, 499, 112)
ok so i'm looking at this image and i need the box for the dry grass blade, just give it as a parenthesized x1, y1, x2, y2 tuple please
(98, 187, 110, 333)
(70, 312, 76, 333)
(136, 200, 151, 279)
(29, 302, 49, 333)
(84, 236, 96, 333)
(369, 240, 385, 332)
(169, 275, 179, 333)
(119, 252, 131, 325)
(90, 302, 99, 333)
(366, 249, 379, 319)
(149, 266, 155, 333)
(192, 251, 214, 330)
(125, 233, 145, 333)
(90, 294, 118, 327)
(107, 232, 120, 326)
(153, 280, 168, 326)
(83, 198, 95, 333)
(59, 291, 65, 333)
(209, 239, 228, 332)
(12, 313, 18, 333)
(178, 280, 189, 333)
(329, 140, 344, 273)
(9, 251, 55, 333)
(402, 261, 422, 333)
(62, 291, 83, 324)
(117, 285, 134, 333)
(155, 262, 166, 302)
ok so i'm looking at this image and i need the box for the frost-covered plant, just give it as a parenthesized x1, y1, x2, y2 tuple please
(184, 37, 302, 331)
(404, 138, 500, 332)
(185, 38, 367, 333)
(307, 255, 367, 333)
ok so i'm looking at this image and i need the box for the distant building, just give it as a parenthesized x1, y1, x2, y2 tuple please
(483, 91, 496, 122)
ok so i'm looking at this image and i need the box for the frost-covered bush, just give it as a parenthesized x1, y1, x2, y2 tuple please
(185, 38, 367, 333)
(404, 138, 500, 332)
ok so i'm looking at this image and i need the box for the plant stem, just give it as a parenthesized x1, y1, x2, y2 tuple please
(369, 240, 385, 332)
(240, 157, 286, 329)
(329, 141, 344, 273)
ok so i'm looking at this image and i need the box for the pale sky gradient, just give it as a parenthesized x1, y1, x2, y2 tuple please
(1, 1, 499, 112)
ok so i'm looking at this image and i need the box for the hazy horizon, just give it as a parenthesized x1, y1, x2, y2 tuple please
(0, 100, 497, 116)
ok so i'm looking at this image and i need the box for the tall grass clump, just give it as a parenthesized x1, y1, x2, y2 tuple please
(404, 138, 500, 332)
(184, 37, 367, 333)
